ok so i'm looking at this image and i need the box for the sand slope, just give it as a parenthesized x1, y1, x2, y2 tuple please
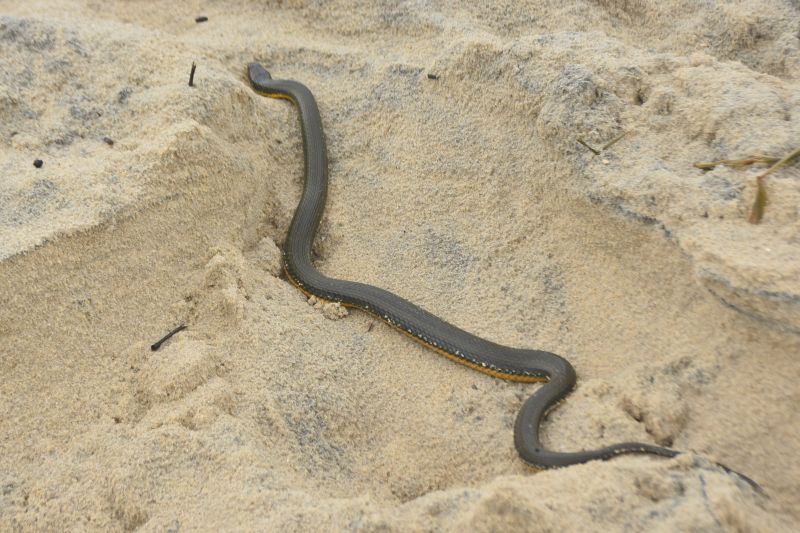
(1, 1, 799, 531)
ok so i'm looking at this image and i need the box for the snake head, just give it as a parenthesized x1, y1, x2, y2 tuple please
(247, 63, 272, 87)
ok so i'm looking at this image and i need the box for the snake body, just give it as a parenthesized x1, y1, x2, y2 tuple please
(246, 63, 757, 480)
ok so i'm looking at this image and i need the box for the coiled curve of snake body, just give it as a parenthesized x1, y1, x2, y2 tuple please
(246, 62, 759, 485)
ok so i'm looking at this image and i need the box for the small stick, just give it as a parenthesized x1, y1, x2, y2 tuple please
(749, 177, 768, 224)
(577, 132, 628, 156)
(752, 146, 800, 179)
(748, 145, 800, 224)
(367, 321, 374, 332)
(189, 62, 197, 87)
(601, 131, 628, 151)
(694, 155, 779, 170)
(577, 138, 600, 155)
(151, 324, 187, 351)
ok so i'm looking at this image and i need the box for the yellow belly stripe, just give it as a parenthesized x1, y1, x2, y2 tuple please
(284, 267, 546, 383)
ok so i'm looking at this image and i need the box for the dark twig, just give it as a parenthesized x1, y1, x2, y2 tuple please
(189, 62, 197, 87)
(151, 324, 187, 351)
(576, 138, 600, 155)
(601, 131, 628, 151)
(578, 131, 629, 156)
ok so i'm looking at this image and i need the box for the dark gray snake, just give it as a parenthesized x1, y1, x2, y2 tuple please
(246, 62, 760, 490)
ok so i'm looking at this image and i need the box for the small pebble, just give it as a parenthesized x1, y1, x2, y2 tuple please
(33, 159, 43, 168)
(195, 16, 208, 23)
(102, 136, 114, 146)
(427, 73, 439, 80)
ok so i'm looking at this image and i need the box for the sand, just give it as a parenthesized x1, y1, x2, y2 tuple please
(1, 1, 799, 531)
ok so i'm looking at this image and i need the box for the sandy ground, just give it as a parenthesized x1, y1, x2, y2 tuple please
(1, 1, 799, 531)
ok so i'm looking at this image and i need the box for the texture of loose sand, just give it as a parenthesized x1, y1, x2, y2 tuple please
(1, 1, 799, 531)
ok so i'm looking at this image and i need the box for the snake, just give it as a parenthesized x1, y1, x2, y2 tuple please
(246, 62, 760, 487)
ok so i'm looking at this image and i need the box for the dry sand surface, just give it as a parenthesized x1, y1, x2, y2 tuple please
(2, 1, 800, 531)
